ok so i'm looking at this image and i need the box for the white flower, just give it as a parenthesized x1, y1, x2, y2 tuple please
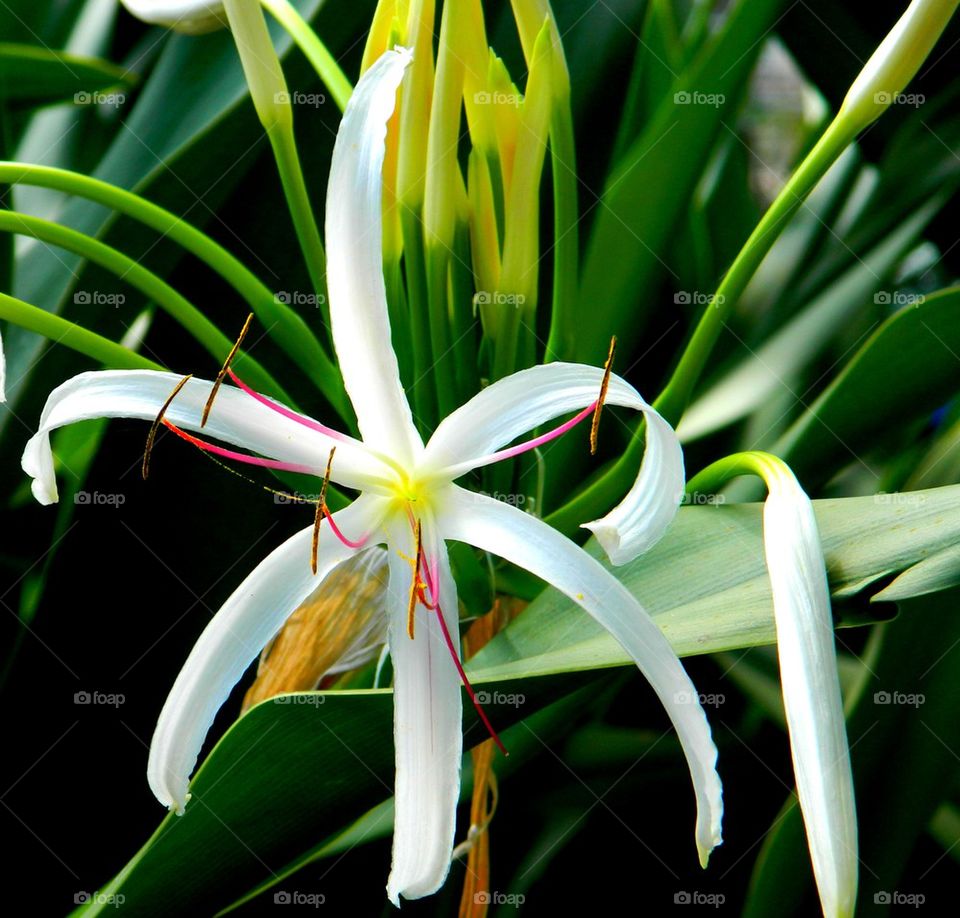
(22, 48, 722, 903)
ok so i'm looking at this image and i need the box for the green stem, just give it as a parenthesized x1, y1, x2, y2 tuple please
(685, 451, 775, 497)
(654, 121, 852, 426)
(0, 161, 347, 415)
(261, 0, 352, 111)
(267, 123, 331, 338)
(0, 292, 161, 369)
(0, 209, 289, 402)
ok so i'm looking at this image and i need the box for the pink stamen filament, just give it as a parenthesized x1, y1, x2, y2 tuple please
(432, 596, 507, 757)
(414, 529, 506, 756)
(161, 420, 317, 475)
(444, 402, 598, 478)
(226, 369, 348, 442)
(321, 504, 369, 550)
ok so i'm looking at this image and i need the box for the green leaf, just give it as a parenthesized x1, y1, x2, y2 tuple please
(569, 0, 786, 365)
(777, 286, 960, 485)
(0, 43, 133, 106)
(471, 484, 960, 683)
(677, 197, 943, 444)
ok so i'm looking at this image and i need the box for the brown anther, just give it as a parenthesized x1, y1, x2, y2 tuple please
(590, 335, 617, 455)
(142, 374, 193, 479)
(406, 519, 424, 639)
(201, 312, 253, 427)
(311, 447, 337, 575)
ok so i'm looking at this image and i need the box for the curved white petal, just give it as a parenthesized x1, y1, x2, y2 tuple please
(763, 470, 857, 918)
(385, 513, 462, 904)
(120, 0, 227, 33)
(149, 495, 389, 812)
(22, 370, 387, 505)
(423, 362, 684, 564)
(326, 47, 422, 463)
(441, 486, 722, 867)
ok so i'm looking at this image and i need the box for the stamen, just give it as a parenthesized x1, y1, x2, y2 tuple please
(411, 533, 507, 755)
(431, 598, 507, 757)
(160, 419, 316, 475)
(143, 374, 193, 479)
(202, 313, 253, 427)
(462, 402, 596, 471)
(311, 448, 336, 575)
(321, 505, 368, 549)
(406, 519, 424, 639)
(227, 368, 348, 442)
(590, 335, 617, 455)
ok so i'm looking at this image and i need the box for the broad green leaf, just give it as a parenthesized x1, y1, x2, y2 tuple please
(0, 43, 133, 106)
(470, 484, 960, 683)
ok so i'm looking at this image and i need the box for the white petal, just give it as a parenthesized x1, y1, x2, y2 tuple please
(441, 486, 723, 867)
(22, 369, 387, 505)
(763, 470, 857, 918)
(423, 362, 684, 564)
(385, 514, 462, 904)
(148, 495, 389, 812)
(326, 48, 422, 463)
(119, 0, 226, 33)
